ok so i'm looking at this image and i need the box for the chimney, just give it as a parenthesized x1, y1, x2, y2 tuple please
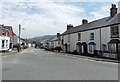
(57, 33, 60, 38)
(67, 24, 73, 30)
(82, 19, 88, 25)
(110, 4, 117, 17)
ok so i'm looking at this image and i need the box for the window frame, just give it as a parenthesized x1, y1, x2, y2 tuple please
(2, 32, 5, 36)
(90, 33, 94, 40)
(108, 43, 117, 53)
(111, 25, 119, 38)
(68, 34, 70, 42)
(78, 33, 81, 41)
(2, 40, 5, 48)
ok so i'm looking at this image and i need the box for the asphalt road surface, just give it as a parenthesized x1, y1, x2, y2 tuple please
(2, 48, 118, 80)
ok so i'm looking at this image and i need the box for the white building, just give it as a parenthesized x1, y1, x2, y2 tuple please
(13, 33, 19, 45)
(13, 33, 28, 47)
(61, 4, 120, 59)
(0, 36, 10, 51)
(49, 33, 61, 49)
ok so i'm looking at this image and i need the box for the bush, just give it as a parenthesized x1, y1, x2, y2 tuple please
(22, 46, 28, 49)
(54, 47, 62, 52)
(50, 48, 54, 51)
(13, 44, 21, 48)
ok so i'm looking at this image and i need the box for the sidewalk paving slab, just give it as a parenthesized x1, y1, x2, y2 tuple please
(42, 49, 120, 63)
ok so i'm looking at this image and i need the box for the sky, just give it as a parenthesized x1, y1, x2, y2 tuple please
(0, 0, 119, 38)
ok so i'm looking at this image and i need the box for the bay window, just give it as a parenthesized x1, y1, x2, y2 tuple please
(76, 42, 82, 54)
(108, 43, 117, 53)
(88, 42, 96, 54)
(108, 39, 120, 53)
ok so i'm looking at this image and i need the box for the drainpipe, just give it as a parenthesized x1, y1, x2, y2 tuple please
(99, 28, 102, 56)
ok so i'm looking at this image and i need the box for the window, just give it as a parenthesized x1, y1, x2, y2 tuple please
(102, 44, 107, 51)
(108, 43, 117, 53)
(89, 45, 95, 54)
(6, 40, 8, 48)
(88, 42, 96, 54)
(89, 45, 93, 54)
(78, 33, 81, 41)
(90, 33, 94, 40)
(2, 40, 5, 48)
(76, 43, 82, 53)
(111, 25, 119, 38)
(68, 34, 70, 42)
(61, 39, 64, 44)
(118, 43, 120, 53)
(2, 32, 5, 36)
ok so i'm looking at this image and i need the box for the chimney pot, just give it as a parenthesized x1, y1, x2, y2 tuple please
(110, 4, 117, 17)
(57, 33, 60, 39)
(112, 4, 116, 8)
(82, 19, 88, 25)
(67, 24, 73, 30)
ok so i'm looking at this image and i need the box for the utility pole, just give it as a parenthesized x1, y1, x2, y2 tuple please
(19, 24, 21, 45)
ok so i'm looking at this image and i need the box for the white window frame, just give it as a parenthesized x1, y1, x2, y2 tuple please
(78, 33, 81, 41)
(68, 34, 70, 42)
(90, 33, 94, 40)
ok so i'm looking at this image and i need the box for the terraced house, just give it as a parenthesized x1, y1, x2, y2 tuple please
(61, 4, 120, 59)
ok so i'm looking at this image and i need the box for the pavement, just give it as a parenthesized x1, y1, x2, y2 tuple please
(46, 50, 120, 63)
(2, 48, 118, 80)
(1, 49, 26, 57)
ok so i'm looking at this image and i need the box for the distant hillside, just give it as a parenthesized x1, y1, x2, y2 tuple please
(28, 35, 56, 42)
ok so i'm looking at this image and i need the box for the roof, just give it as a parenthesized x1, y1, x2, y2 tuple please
(108, 39, 120, 43)
(49, 35, 59, 42)
(88, 42, 96, 45)
(62, 13, 120, 35)
(0, 25, 13, 33)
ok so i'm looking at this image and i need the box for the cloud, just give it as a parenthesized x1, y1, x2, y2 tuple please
(0, 1, 118, 38)
(0, 2, 85, 38)
(89, 5, 111, 20)
(1, 0, 119, 2)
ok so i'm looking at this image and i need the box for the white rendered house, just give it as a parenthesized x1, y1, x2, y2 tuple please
(60, 4, 120, 59)
(0, 36, 10, 51)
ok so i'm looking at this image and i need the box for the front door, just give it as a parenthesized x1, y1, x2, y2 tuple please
(64, 44, 67, 52)
(82, 43, 88, 55)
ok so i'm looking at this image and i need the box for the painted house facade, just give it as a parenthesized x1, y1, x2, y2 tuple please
(0, 25, 10, 51)
(49, 33, 61, 49)
(13, 33, 28, 47)
(13, 33, 19, 45)
(61, 4, 120, 59)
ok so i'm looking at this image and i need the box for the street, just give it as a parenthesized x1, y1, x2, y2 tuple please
(2, 48, 118, 80)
